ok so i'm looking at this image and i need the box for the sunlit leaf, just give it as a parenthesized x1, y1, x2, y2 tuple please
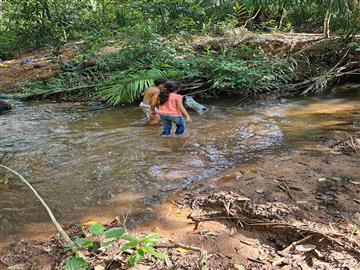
(89, 223, 105, 235)
(142, 246, 166, 260)
(65, 257, 89, 270)
(104, 227, 125, 239)
(74, 237, 93, 249)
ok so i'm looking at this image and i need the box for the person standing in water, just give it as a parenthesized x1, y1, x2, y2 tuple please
(140, 77, 167, 125)
(157, 80, 191, 137)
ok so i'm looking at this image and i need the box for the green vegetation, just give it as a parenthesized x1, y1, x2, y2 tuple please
(64, 223, 165, 269)
(1, 1, 360, 103)
(0, 177, 11, 185)
(1, 0, 360, 58)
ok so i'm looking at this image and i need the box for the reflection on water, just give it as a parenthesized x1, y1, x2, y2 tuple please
(0, 87, 359, 243)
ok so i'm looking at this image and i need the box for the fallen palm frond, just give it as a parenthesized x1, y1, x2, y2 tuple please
(98, 68, 182, 105)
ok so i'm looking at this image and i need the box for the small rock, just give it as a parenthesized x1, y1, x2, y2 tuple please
(256, 188, 264, 194)
(0, 99, 11, 112)
(318, 177, 326, 182)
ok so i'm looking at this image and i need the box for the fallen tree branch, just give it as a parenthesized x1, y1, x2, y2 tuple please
(243, 9, 261, 28)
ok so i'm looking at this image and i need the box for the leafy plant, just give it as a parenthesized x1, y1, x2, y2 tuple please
(65, 257, 89, 270)
(0, 177, 11, 185)
(98, 69, 168, 105)
(121, 233, 166, 266)
(87, 223, 166, 267)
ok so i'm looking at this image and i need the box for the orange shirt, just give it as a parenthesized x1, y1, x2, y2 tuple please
(159, 93, 183, 116)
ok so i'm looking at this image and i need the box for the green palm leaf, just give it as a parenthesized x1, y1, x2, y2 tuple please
(98, 68, 183, 105)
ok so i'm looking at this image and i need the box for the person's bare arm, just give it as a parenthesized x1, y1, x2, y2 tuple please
(176, 98, 192, 123)
(149, 92, 159, 114)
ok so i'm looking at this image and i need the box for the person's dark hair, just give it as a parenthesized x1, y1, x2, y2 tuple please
(159, 80, 181, 105)
(154, 77, 167, 86)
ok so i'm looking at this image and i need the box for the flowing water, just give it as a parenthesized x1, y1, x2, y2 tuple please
(0, 86, 359, 245)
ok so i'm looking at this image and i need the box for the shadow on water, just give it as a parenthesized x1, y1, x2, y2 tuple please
(0, 85, 359, 245)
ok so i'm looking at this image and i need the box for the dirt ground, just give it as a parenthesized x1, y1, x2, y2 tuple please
(1, 135, 359, 269)
(0, 43, 81, 93)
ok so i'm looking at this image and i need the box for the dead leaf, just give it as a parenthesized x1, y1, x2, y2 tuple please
(314, 249, 324, 258)
(94, 265, 106, 270)
(295, 244, 316, 252)
(230, 227, 237, 236)
(296, 200, 308, 204)
(81, 220, 98, 226)
(272, 257, 286, 266)
(176, 247, 192, 253)
(236, 196, 250, 201)
(234, 264, 246, 270)
(8, 264, 26, 270)
(354, 199, 360, 205)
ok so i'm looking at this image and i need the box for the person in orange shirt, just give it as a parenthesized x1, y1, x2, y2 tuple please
(140, 77, 167, 125)
(157, 80, 191, 137)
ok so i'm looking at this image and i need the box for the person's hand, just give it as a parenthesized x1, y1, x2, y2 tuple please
(186, 115, 192, 123)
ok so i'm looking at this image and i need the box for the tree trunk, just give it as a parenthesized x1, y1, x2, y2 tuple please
(323, 8, 331, 38)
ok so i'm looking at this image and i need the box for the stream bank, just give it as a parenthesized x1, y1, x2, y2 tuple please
(1, 30, 360, 104)
(0, 86, 359, 269)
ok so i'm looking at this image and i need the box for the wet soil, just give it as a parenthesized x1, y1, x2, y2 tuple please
(1, 145, 359, 270)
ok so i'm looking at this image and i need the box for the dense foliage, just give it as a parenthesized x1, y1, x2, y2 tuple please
(1, 0, 360, 59)
(1, 1, 359, 103)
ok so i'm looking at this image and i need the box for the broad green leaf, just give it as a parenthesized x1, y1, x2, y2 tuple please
(104, 227, 125, 239)
(74, 237, 93, 249)
(121, 241, 139, 251)
(142, 233, 160, 240)
(89, 224, 105, 235)
(65, 257, 89, 270)
(121, 234, 138, 242)
(133, 249, 145, 265)
(142, 246, 166, 260)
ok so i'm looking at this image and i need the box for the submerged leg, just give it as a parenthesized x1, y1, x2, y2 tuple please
(160, 115, 172, 136)
(175, 116, 186, 135)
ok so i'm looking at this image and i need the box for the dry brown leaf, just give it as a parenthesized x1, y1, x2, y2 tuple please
(295, 244, 316, 252)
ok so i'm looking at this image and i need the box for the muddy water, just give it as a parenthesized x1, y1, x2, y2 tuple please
(0, 86, 359, 245)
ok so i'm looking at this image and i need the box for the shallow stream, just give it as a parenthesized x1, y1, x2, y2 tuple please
(0, 85, 359, 245)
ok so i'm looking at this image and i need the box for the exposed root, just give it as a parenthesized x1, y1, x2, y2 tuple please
(187, 191, 360, 261)
(328, 132, 360, 155)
